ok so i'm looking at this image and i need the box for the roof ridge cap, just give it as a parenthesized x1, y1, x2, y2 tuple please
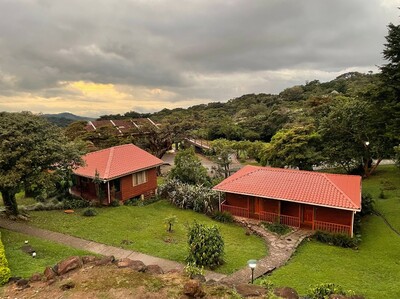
(321, 173, 358, 209)
(104, 147, 115, 179)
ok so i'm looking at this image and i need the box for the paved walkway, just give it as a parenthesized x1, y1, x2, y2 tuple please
(0, 217, 225, 281)
(221, 218, 313, 286)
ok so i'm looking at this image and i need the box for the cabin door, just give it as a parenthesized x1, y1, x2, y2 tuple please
(302, 205, 314, 228)
(249, 197, 260, 218)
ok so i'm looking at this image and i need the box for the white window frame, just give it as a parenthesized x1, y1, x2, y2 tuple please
(132, 171, 147, 186)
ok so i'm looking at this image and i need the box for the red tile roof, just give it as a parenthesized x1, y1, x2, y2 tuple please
(213, 165, 361, 211)
(73, 144, 164, 181)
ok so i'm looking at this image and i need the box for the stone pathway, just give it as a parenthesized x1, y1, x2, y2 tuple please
(0, 217, 225, 281)
(220, 218, 314, 286)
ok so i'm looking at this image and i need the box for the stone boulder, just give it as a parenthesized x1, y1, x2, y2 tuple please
(16, 279, 30, 290)
(116, 258, 135, 268)
(95, 255, 115, 266)
(183, 279, 205, 298)
(235, 283, 267, 297)
(145, 264, 164, 275)
(29, 273, 42, 282)
(44, 266, 57, 281)
(56, 256, 83, 275)
(81, 255, 98, 264)
(130, 260, 147, 272)
(274, 286, 299, 299)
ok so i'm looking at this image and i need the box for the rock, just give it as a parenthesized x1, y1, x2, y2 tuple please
(56, 256, 83, 275)
(29, 273, 42, 282)
(145, 264, 164, 275)
(81, 255, 98, 264)
(190, 274, 206, 283)
(60, 281, 75, 291)
(235, 283, 267, 297)
(44, 266, 57, 281)
(8, 277, 22, 284)
(95, 255, 115, 266)
(183, 279, 205, 298)
(16, 279, 30, 290)
(116, 258, 134, 268)
(274, 286, 299, 299)
(64, 209, 74, 214)
(130, 260, 147, 272)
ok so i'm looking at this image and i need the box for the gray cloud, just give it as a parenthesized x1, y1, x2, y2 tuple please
(0, 0, 398, 115)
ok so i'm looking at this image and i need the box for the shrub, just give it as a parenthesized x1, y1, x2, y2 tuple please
(184, 262, 204, 278)
(82, 207, 98, 217)
(211, 211, 234, 223)
(0, 233, 11, 285)
(359, 193, 375, 216)
(307, 283, 355, 299)
(261, 221, 292, 235)
(314, 231, 358, 248)
(63, 197, 90, 209)
(110, 199, 120, 207)
(159, 179, 219, 214)
(186, 221, 224, 269)
(124, 197, 140, 206)
(255, 277, 274, 289)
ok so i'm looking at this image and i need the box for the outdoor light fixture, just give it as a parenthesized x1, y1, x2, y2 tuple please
(247, 259, 257, 284)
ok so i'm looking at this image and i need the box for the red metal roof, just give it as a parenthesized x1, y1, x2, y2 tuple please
(73, 144, 164, 181)
(213, 165, 361, 211)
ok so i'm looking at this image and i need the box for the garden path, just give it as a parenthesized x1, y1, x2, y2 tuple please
(220, 218, 314, 287)
(0, 217, 226, 281)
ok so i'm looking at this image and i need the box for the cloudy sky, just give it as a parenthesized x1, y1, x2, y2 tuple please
(0, 0, 398, 117)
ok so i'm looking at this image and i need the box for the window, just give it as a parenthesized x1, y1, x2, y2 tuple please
(132, 171, 147, 186)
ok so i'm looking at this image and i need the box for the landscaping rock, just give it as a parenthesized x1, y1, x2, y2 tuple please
(56, 256, 83, 275)
(183, 279, 205, 298)
(95, 255, 115, 266)
(16, 279, 30, 290)
(81, 255, 98, 264)
(130, 260, 147, 272)
(44, 266, 57, 281)
(145, 264, 164, 275)
(60, 281, 75, 291)
(8, 277, 22, 284)
(191, 274, 206, 283)
(235, 283, 267, 297)
(274, 286, 299, 299)
(116, 258, 134, 268)
(29, 273, 42, 282)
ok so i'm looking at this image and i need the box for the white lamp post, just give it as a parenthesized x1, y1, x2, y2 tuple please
(247, 259, 257, 284)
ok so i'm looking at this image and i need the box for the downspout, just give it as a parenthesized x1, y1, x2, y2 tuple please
(107, 181, 111, 204)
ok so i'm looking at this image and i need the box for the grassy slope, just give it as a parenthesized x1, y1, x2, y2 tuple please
(28, 200, 267, 274)
(1, 229, 93, 278)
(268, 165, 400, 299)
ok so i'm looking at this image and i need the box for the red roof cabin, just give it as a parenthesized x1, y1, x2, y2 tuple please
(213, 165, 362, 237)
(71, 144, 164, 204)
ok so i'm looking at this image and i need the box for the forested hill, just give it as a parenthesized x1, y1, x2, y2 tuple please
(142, 71, 382, 142)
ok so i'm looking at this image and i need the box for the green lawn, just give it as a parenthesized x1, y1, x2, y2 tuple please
(27, 200, 267, 274)
(1, 229, 93, 278)
(267, 165, 400, 299)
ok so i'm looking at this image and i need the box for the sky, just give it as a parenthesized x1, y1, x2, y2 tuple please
(0, 0, 399, 117)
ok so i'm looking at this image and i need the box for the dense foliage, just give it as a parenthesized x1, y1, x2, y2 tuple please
(307, 283, 355, 299)
(0, 232, 11, 285)
(186, 221, 224, 269)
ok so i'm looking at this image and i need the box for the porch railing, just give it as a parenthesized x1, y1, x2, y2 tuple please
(221, 201, 249, 218)
(260, 212, 300, 228)
(314, 220, 351, 235)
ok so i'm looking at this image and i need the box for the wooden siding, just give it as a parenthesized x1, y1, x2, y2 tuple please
(315, 206, 353, 226)
(120, 168, 158, 201)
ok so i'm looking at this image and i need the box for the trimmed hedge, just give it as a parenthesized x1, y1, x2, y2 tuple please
(0, 232, 11, 285)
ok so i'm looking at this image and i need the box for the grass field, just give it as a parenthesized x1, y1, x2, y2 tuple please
(267, 165, 400, 299)
(1, 229, 93, 278)
(27, 200, 267, 274)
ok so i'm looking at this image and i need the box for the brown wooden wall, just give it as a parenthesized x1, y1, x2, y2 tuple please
(262, 198, 279, 214)
(315, 206, 353, 226)
(226, 193, 248, 208)
(120, 168, 158, 201)
(281, 201, 300, 217)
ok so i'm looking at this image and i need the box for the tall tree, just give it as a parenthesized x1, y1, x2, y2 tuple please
(0, 112, 83, 216)
(380, 21, 400, 140)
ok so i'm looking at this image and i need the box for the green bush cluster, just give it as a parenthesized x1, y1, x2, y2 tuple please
(261, 221, 292, 235)
(184, 262, 204, 278)
(159, 179, 219, 214)
(62, 197, 91, 210)
(123, 195, 161, 207)
(211, 211, 234, 223)
(82, 207, 98, 217)
(359, 193, 375, 216)
(186, 221, 224, 269)
(314, 231, 358, 248)
(307, 283, 355, 299)
(0, 232, 11, 285)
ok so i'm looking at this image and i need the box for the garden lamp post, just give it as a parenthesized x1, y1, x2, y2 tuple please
(247, 259, 257, 284)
